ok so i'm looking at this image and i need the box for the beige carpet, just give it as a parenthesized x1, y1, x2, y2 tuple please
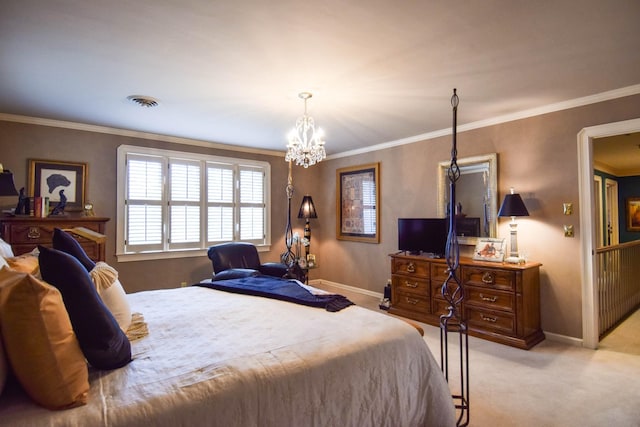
(317, 282, 640, 427)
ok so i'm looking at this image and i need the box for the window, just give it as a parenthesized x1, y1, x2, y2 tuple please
(117, 145, 271, 261)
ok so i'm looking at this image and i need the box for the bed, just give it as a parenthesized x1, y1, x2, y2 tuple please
(0, 282, 455, 426)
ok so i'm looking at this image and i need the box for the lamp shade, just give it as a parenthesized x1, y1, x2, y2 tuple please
(297, 195, 318, 219)
(0, 170, 18, 196)
(498, 193, 529, 217)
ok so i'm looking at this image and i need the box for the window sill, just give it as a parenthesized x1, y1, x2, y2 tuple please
(116, 244, 272, 263)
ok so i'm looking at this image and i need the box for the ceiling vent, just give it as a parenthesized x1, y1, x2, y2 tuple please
(127, 95, 159, 108)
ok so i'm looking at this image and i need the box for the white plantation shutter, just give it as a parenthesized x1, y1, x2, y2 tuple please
(207, 164, 234, 243)
(117, 146, 270, 260)
(239, 167, 265, 242)
(125, 154, 165, 251)
(169, 160, 201, 247)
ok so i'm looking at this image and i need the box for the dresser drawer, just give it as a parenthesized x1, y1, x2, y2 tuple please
(0, 217, 109, 262)
(431, 278, 464, 301)
(394, 289, 431, 314)
(392, 275, 429, 295)
(465, 306, 515, 335)
(465, 285, 514, 313)
(392, 258, 429, 278)
(462, 267, 515, 292)
(8, 224, 55, 244)
(432, 296, 462, 318)
(431, 263, 452, 282)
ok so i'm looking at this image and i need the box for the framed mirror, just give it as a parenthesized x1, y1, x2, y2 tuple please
(437, 153, 498, 245)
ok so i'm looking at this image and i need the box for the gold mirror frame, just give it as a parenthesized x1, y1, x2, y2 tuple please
(437, 153, 498, 245)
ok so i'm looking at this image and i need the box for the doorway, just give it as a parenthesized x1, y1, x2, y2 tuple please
(578, 117, 640, 349)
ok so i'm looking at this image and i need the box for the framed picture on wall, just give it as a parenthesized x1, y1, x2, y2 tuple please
(336, 163, 380, 243)
(626, 197, 640, 231)
(28, 159, 87, 212)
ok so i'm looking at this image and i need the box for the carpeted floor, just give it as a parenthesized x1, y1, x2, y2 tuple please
(316, 282, 640, 427)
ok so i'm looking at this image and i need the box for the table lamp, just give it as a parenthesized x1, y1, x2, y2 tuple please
(498, 187, 529, 263)
(297, 195, 317, 257)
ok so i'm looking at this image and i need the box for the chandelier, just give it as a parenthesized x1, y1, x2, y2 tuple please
(285, 92, 326, 168)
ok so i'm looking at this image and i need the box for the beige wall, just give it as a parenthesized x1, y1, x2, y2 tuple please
(310, 94, 640, 340)
(0, 121, 303, 292)
(1, 93, 639, 339)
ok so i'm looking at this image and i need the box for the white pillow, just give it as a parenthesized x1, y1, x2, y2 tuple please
(89, 262, 132, 332)
(0, 238, 14, 258)
(0, 256, 8, 270)
(99, 278, 132, 332)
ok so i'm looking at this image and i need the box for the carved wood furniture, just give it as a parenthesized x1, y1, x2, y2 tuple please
(0, 216, 109, 262)
(390, 253, 544, 349)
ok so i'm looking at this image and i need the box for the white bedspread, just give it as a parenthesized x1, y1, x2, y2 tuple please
(0, 286, 455, 426)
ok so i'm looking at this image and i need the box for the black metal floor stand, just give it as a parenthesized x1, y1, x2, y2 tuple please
(439, 89, 470, 427)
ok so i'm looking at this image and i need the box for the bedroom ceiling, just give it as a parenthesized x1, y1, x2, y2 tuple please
(0, 0, 639, 157)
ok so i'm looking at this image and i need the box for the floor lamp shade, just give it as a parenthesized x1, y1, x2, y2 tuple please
(297, 195, 317, 219)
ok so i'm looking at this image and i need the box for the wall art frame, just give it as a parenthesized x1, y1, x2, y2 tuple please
(626, 197, 640, 232)
(28, 159, 87, 212)
(336, 162, 380, 243)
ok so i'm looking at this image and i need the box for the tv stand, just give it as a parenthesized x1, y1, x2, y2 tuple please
(389, 253, 544, 349)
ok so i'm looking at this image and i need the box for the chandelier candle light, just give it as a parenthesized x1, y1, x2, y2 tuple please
(285, 92, 326, 168)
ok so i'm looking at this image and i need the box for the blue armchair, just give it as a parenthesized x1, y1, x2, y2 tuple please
(207, 242, 289, 281)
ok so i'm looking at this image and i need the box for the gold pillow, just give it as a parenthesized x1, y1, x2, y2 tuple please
(6, 252, 40, 276)
(0, 267, 89, 409)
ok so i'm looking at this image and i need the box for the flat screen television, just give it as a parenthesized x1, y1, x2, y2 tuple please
(398, 218, 448, 256)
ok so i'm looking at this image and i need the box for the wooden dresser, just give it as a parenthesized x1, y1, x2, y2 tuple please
(0, 216, 109, 262)
(389, 253, 544, 349)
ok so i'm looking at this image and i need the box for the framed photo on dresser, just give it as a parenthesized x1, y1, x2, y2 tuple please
(473, 237, 506, 262)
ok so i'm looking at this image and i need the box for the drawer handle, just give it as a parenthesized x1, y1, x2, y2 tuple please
(480, 293, 498, 303)
(481, 272, 495, 285)
(406, 262, 416, 273)
(27, 227, 41, 239)
(404, 281, 418, 288)
(481, 314, 497, 323)
(405, 297, 419, 305)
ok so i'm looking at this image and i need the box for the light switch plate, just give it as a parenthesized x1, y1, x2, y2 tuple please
(563, 203, 573, 215)
(564, 225, 574, 237)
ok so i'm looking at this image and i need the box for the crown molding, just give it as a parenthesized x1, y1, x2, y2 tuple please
(0, 113, 285, 158)
(328, 84, 640, 160)
(2, 83, 639, 160)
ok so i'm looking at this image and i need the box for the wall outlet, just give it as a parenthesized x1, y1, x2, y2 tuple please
(180, 281, 188, 288)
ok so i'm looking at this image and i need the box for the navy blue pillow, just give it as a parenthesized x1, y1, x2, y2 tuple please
(212, 268, 259, 281)
(52, 228, 96, 272)
(38, 245, 131, 370)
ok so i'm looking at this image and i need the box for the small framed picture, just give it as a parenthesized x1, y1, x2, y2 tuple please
(307, 253, 316, 268)
(626, 197, 640, 232)
(473, 237, 506, 262)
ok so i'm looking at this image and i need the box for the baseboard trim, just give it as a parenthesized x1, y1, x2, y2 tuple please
(310, 278, 384, 299)
(543, 331, 583, 347)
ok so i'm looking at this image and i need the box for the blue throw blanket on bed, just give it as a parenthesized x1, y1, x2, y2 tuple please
(196, 276, 354, 312)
